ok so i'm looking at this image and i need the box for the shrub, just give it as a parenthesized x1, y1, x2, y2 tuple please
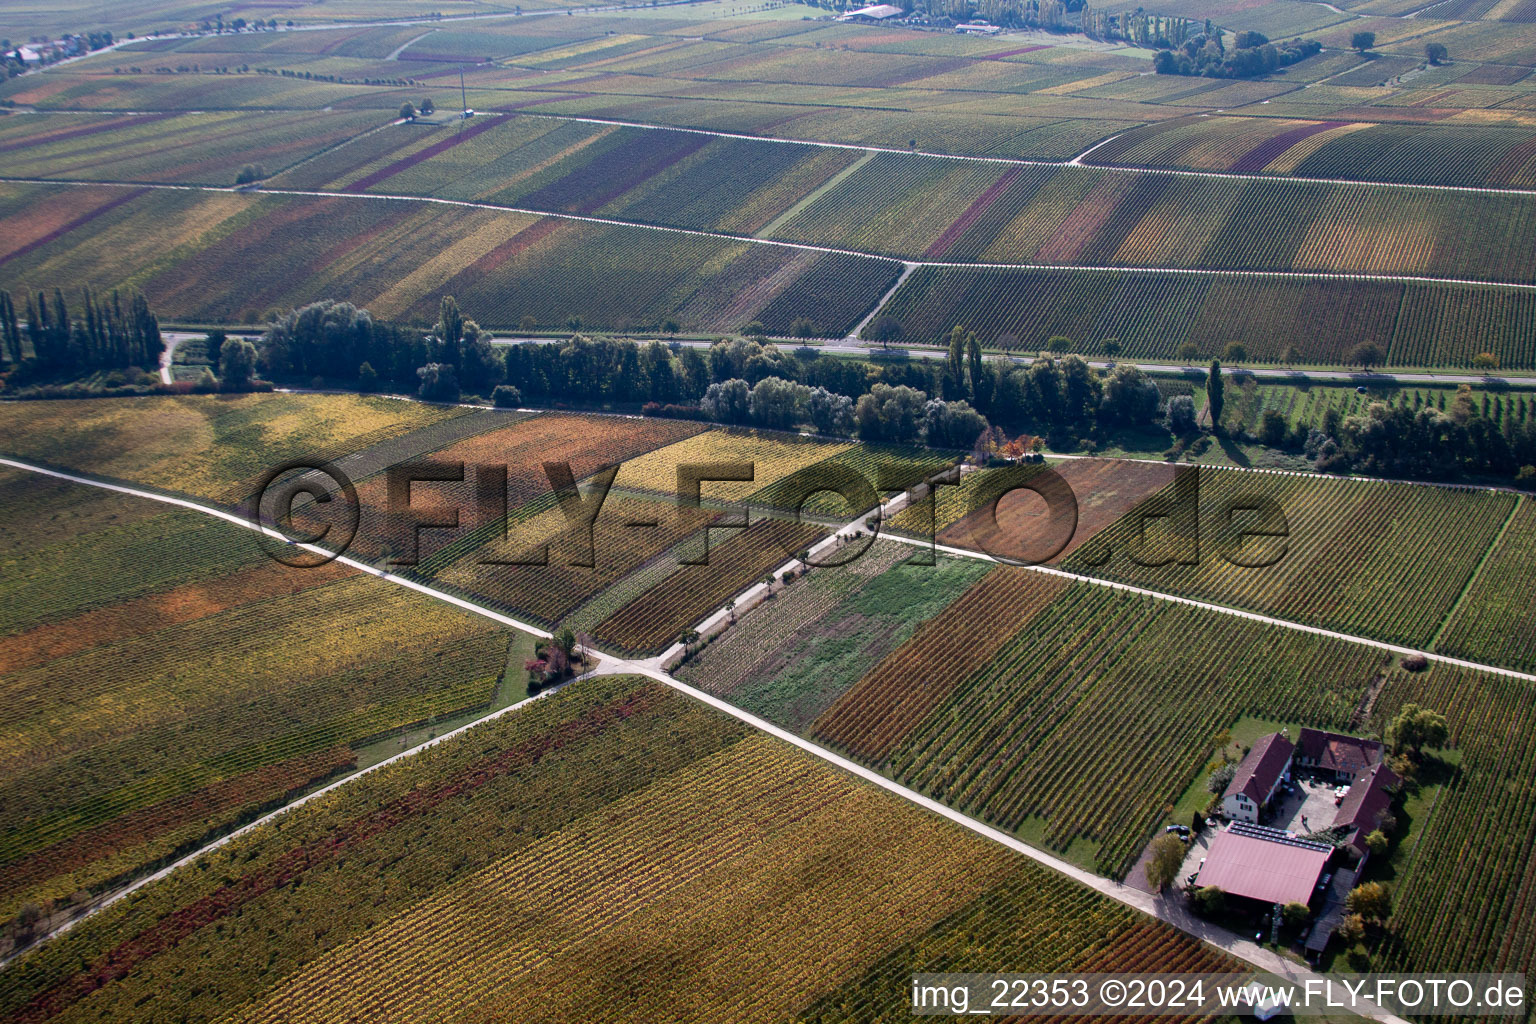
(492, 384, 522, 408)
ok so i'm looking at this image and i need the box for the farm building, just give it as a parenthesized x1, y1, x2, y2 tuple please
(1196, 822, 1333, 908)
(1294, 728, 1383, 783)
(1333, 762, 1400, 862)
(838, 3, 904, 21)
(1220, 733, 1294, 823)
(956, 22, 1002, 34)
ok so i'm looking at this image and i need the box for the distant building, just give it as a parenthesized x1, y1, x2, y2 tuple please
(956, 22, 1001, 34)
(1294, 728, 1383, 783)
(1197, 822, 1332, 907)
(838, 3, 904, 21)
(1220, 732, 1294, 823)
(15, 46, 43, 64)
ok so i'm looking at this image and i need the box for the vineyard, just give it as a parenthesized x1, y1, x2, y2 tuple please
(1434, 497, 1536, 672)
(766, 156, 1536, 280)
(870, 267, 1536, 369)
(812, 572, 1387, 875)
(0, 109, 391, 186)
(0, 473, 515, 936)
(611, 428, 855, 502)
(886, 457, 1177, 563)
(0, 182, 895, 335)
(595, 516, 827, 653)
(0, 674, 1230, 1023)
(0, 393, 470, 506)
(1215, 380, 1534, 439)
(1086, 116, 1536, 189)
(326, 411, 709, 562)
(1369, 663, 1536, 982)
(1062, 465, 1519, 652)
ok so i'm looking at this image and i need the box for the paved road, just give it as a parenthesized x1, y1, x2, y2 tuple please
(156, 330, 1536, 388)
(493, 332, 1536, 388)
(0, 454, 1417, 1021)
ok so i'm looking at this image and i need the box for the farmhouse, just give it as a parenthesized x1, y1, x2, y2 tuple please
(1334, 762, 1400, 861)
(1220, 732, 1293, 823)
(1196, 822, 1332, 908)
(1294, 728, 1383, 783)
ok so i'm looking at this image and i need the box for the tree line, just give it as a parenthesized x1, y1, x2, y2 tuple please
(1153, 30, 1320, 78)
(0, 287, 163, 382)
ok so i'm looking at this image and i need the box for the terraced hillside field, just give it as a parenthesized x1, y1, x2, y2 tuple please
(0, 469, 519, 940)
(0, 675, 1231, 1024)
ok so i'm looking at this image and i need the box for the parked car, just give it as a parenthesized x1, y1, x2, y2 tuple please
(1334, 785, 1350, 804)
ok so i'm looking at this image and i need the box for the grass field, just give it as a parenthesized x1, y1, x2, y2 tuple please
(0, 470, 521, 941)
(0, 673, 1231, 1022)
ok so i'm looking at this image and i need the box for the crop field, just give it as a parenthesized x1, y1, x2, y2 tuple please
(0, 110, 392, 186)
(871, 267, 1536, 368)
(0, 471, 515, 936)
(0, 674, 1230, 1022)
(1087, 116, 1536, 188)
(596, 516, 827, 653)
(811, 571, 1387, 875)
(0, 182, 895, 334)
(0, 393, 471, 506)
(1434, 497, 1536, 672)
(1061, 466, 1519, 652)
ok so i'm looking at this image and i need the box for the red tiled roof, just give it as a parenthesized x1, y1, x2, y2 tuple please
(1197, 825, 1332, 906)
(1224, 733, 1294, 804)
(1335, 762, 1400, 852)
(1296, 728, 1382, 779)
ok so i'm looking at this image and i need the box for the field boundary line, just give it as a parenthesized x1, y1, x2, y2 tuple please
(8, 177, 1536, 290)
